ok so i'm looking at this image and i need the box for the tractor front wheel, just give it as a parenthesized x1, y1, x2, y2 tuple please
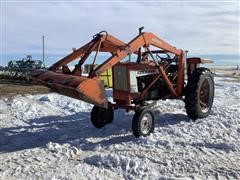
(132, 107, 155, 137)
(91, 105, 114, 128)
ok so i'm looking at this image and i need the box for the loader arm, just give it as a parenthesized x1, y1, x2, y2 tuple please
(32, 31, 185, 109)
(31, 32, 127, 108)
(94, 32, 184, 96)
(50, 33, 126, 71)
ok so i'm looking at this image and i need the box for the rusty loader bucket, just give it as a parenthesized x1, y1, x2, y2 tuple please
(31, 69, 108, 108)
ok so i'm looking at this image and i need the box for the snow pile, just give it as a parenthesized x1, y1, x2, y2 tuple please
(46, 142, 80, 158)
(0, 76, 240, 179)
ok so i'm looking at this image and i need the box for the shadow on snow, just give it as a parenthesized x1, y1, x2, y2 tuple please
(0, 109, 190, 153)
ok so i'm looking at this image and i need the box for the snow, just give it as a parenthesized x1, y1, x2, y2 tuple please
(0, 76, 240, 179)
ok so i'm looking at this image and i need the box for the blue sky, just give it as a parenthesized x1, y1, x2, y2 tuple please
(1, 0, 239, 65)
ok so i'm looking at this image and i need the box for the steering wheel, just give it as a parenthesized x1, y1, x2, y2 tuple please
(155, 53, 171, 66)
(156, 52, 171, 62)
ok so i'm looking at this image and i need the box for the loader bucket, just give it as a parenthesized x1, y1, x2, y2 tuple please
(31, 69, 108, 108)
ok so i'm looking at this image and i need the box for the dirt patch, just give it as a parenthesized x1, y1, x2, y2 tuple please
(0, 80, 51, 98)
(210, 68, 240, 82)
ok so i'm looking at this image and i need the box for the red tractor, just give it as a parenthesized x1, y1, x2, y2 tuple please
(32, 28, 214, 137)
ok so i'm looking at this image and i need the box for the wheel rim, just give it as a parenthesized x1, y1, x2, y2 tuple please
(140, 113, 153, 135)
(199, 79, 211, 113)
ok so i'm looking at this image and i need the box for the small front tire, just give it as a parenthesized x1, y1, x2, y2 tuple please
(91, 105, 114, 128)
(132, 107, 155, 137)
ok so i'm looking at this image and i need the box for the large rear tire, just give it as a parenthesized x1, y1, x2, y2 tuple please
(132, 107, 155, 137)
(91, 105, 114, 128)
(185, 68, 214, 120)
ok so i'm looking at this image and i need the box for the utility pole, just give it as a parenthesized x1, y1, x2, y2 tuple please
(42, 35, 45, 66)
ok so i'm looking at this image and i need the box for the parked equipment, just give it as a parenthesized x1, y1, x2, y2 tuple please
(0, 55, 45, 81)
(31, 28, 214, 137)
(84, 64, 113, 87)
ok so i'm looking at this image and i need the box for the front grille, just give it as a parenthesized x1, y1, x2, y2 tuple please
(113, 66, 128, 91)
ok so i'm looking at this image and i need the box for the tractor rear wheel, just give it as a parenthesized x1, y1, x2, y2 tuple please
(91, 105, 114, 128)
(185, 68, 214, 120)
(132, 107, 155, 137)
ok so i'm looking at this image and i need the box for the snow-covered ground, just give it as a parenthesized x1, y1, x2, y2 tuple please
(0, 76, 239, 179)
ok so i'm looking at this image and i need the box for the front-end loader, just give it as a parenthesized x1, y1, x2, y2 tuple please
(32, 28, 214, 137)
